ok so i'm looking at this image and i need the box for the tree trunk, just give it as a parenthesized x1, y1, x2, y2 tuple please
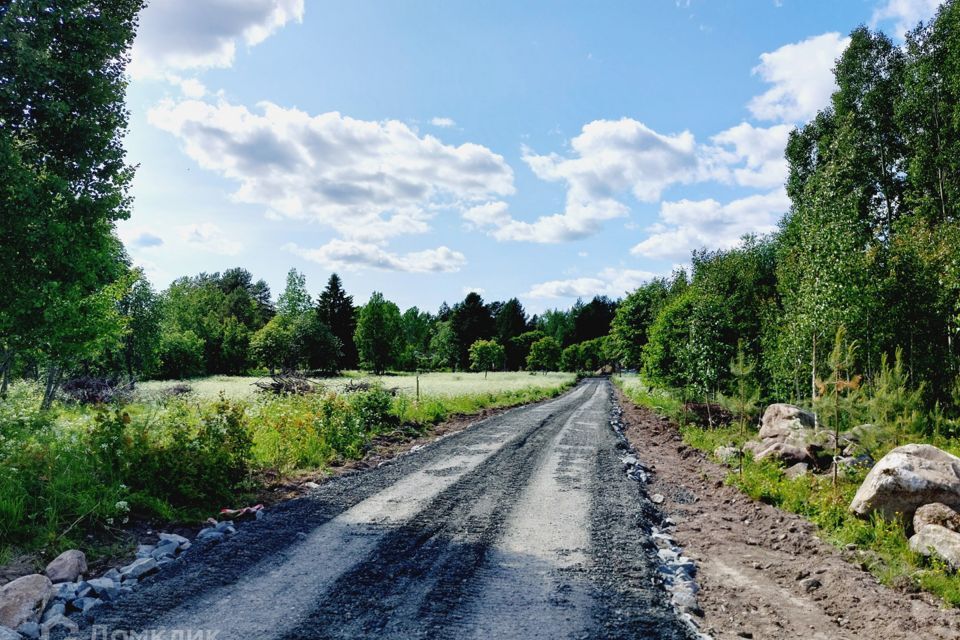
(0, 348, 12, 398)
(41, 364, 62, 411)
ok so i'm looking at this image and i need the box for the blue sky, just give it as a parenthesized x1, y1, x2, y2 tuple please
(118, 0, 943, 314)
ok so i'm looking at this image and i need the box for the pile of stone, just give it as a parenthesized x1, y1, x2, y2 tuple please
(735, 403, 875, 476)
(850, 443, 960, 569)
(0, 519, 243, 639)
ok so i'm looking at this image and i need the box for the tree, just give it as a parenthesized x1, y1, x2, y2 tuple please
(511, 330, 545, 371)
(398, 307, 434, 371)
(526, 336, 561, 373)
(0, 0, 145, 405)
(729, 341, 760, 477)
(450, 292, 494, 369)
(572, 296, 617, 344)
(610, 280, 670, 369)
(354, 292, 403, 374)
(469, 340, 505, 378)
(277, 268, 312, 317)
(317, 273, 357, 369)
(495, 298, 529, 370)
(429, 320, 458, 370)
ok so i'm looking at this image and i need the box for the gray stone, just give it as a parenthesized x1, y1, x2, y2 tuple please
(158, 533, 190, 547)
(69, 596, 97, 613)
(197, 529, 225, 543)
(86, 578, 119, 601)
(120, 557, 158, 580)
(799, 577, 822, 592)
(135, 544, 155, 558)
(0, 626, 21, 640)
(785, 462, 809, 479)
(255, 510, 265, 521)
(850, 444, 960, 522)
(52, 582, 75, 602)
(16, 621, 39, 640)
(40, 614, 77, 637)
(914, 502, 960, 534)
(40, 604, 64, 623)
(101, 568, 121, 583)
(755, 441, 812, 465)
(44, 550, 87, 584)
(0, 575, 53, 629)
(151, 541, 179, 559)
(909, 524, 960, 569)
(759, 403, 816, 440)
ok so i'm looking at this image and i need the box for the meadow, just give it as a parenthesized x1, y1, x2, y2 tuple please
(0, 372, 576, 565)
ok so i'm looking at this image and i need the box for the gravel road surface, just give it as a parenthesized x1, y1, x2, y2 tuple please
(84, 379, 693, 640)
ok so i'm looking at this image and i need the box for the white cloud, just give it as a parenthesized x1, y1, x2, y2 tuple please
(431, 117, 457, 128)
(871, 0, 942, 38)
(149, 99, 515, 242)
(177, 223, 243, 255)
(285, 241, 466, 273)
(165, 75, 208, 99)
(711, 122, 792, 189)
(468, 118, 726, 243)
(748, 32, 850, 123)
(130, 0, 304, 78)
(462, 286, 485, 295)
(526, 267, 659, 299)
(630, 189, 789, 260)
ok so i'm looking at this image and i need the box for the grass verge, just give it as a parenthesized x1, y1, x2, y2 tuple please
(613, 375, 960, 607)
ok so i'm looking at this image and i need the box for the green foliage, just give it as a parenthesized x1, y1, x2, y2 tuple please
(560, 338, 606, 372)
(728, 341, 761, 475)
(156, 329, 205, 379)
(869, 348, 925, 445)
(317, 273, 358, 369)
(469, 339, 505, 377)
(609, 280, 670, 369)
(526, 336, 561, 372)
(451, 292, 495, 370)
(354, 292, 403, 374)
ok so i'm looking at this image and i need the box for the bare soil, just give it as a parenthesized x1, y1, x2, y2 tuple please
(615, 385, 960, 640)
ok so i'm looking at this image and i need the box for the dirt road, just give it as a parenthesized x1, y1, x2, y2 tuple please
(86, 379, 693, 640)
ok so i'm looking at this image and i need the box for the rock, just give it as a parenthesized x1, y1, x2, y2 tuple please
(158, 532, 190, 547)
(0, 575, 53, 629)
(119, 557, 158, 580)
(650, 493, 665, 505)
(51, 582, 75, 602)
(799, 577, 822, 592)
(849, 444, 960, 522)
(135, 544, 155, 558)
(151, 541, 179, 559)
(0, 626, 21, 640)
(755, 441, 812, 465)
(40, 614, 77, 637)
(40, 604, 64, 623)
(784, 462, 809, 479)
(759, 403, 816, 440)
(909, 524, 960, 569)
(914, 502, 960, 534)
(86, 578, 119, 601)
(101, 568, 121, 583)
(16, 621, 39, 640)
(44, 550, 86, 584)
(714, 446, 739, 465)
(197, 528, 225, 543)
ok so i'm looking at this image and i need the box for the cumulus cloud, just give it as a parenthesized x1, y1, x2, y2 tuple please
(748, 32, 849, 123)
(871, 0, 943, 38)
(467, 118, 725, 243)
(526, 267, 659, 299)
(130, 0, 305, 77)
(284, 241, 466, 273)
(431, 117, 457, 128)
(710, 122, 793, 189)
(177, 223, 243, 255)
(149, 99, 515, 243)
(630, 190, 789, 260)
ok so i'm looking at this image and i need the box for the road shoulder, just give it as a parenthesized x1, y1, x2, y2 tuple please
(614, 385, 960, 640)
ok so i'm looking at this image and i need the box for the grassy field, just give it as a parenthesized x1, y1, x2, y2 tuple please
(138, 371, 575, 402)
(0, 372, 576, 564)
(614, 375, 960, 606)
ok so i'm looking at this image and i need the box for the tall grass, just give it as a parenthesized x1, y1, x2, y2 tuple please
(0, 374, 575, 563)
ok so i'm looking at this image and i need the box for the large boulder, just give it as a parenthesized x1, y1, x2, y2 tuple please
(909, 524, 960, 569)
(758, 403, 816, 441)
(754, 441, 812, 466)
(44, 549, 86, 584)
(0, 574, 53, 629)
(849, 444, 960, 522)
(914, 502, 960, 534)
